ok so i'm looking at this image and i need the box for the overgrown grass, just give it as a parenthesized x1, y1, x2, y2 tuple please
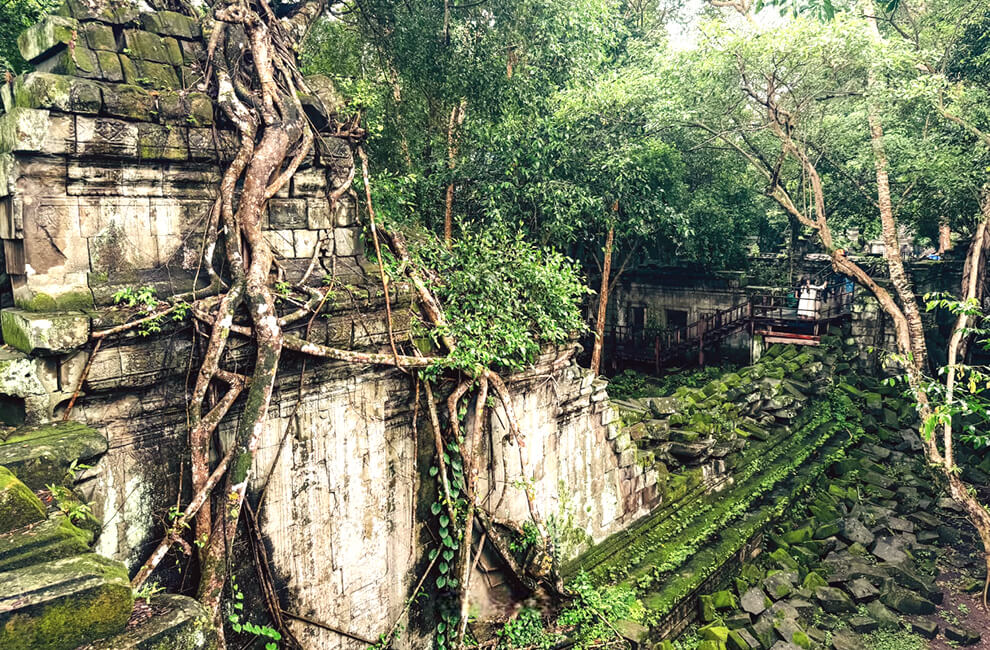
(863, 629, 929, 650)
(609, 366, 739, 400)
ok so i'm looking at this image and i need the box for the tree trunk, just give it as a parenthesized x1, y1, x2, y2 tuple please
(590, 224, 614, 376)
(444, 100, 466, 247)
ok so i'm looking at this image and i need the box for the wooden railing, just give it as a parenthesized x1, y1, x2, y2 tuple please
(605, 269, 855, 370)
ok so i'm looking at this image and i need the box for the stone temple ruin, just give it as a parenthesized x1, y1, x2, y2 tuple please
(1, 4, 986, 650)
(0, 3, 657, 648)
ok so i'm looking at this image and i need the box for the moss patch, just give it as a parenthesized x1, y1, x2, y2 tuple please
(0, 465, 46, 534)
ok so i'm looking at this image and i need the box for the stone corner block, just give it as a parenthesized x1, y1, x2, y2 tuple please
(0, 465, 47, 534)
(1, 309, 90, 355)
(17, 15, 79, 63)
(0, 552, 134, 650)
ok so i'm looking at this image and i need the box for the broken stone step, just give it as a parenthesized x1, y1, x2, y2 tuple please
(82, 594, 218, 649)
(0, 512, 92, 573)
(0, 421, 107, 489)
(0, 552, 133, 650)
(0, 465, 46, 534)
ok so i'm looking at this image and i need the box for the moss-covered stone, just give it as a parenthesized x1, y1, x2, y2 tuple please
(0, 552, 133, 650)
(0, 466, 46, 534)
(35, 46, 102, 80)
(119, 54, 180, 90)
(100, 82, 154, 121)
(137, 123, 188, 161)
(0, 421, 106, 490)
(0, 512, 92, 573)
(82, 23, 117, 51)
(56, 0, 139, 24)
(88, 594, 219, 649)
(140, 10, 201, 40)
(96, 50, 124, 83)
(17, 15, 79, 63)
(122, 29, 182, 66)
(1, 309, 90, 355)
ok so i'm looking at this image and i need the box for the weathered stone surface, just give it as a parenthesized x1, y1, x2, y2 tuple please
(35, 46, 102, 80)
(741, 587, 769, 615)
(0, 108, 60, 154)
(910, 619, 937, 639)
(879, 583, 935, 615)
(814, 586, 855, 613)
(944, 625, 981, 645)
(0, 513, 92, 572)
(0, 466, 46, 534)
(56, 0, 139, 24)
(99, 83, 154, 121)
(122, 30, 183, 66)
(1, 309, 90, 355)
(864, 599, 900, 628)
(17, 15, 78, 63)
(844, 577, 879, 601)
(764, 572, 797, 600)
(119, 55, 180, 91)
(871, 536, 909, 564)
(12, 72, 101, 115)
(0, 421, 107, 489)
(82, 23, 116, 51)
(86, 594, 218, 649)
(0, 553, 133, 650)
(847, 616, 877, 633)
(139, 11, 201, 39)
(840, 518, 874, 546)
(830, 629, 865, 650)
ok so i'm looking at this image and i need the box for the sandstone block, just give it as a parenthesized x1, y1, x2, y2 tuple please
(96, 50, 124, 82)
(0, 513, 92, 573)
(120, 55, 180, 91)
(0, 552, 133, 650)
(140, 11, 201, 40)
(87, 594, 218, 650)
(334, 226, 361, 256)
(99, 83, 153, 121)
(179, 39, 205, 66)
(0, 465, 46, 534)
(35, 46, 102, 80)
(0, 108, 55, 154)
(57, 0, 139, 23)
(12, 72, 101, 115)
(0, 421, 107, 489)
(122, 29, 183, 66)
(268, 199, 307, 229)
(17, 15, 79, 63)
(137, 123, 188, 161)
(1, 309, 90, 355)
(82, 22, 116, 51)
(75, 117, 139, 157)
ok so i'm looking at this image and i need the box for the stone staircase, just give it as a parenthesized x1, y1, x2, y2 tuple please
(0, 420, 217, 649)
(565, 326, 894, 639)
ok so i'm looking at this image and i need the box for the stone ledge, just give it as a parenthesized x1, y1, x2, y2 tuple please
(0, 552, 134, 650)
(0, 421, 107, 489)
(0, 309, 91, 355)
(84, 594, 218, 650)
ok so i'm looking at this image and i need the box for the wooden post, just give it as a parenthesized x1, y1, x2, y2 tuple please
(698, 318, 706, 366)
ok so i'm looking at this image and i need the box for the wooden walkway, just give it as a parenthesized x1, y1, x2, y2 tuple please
(606, 273, 853, 370)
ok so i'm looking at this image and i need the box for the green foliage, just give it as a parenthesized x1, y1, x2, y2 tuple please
(558, 572, 645, 648)
(402, 227, 588, 374)
(863, 629, 928, 650)
(0, 0, 60, 73)
(609, 366, 740, 400)
(45, 483, 93, 524)
(228, 577, 281, 650)
(496, 609, 555, 650)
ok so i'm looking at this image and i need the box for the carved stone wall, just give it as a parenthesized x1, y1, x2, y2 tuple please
(0, 5, 650, 647)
